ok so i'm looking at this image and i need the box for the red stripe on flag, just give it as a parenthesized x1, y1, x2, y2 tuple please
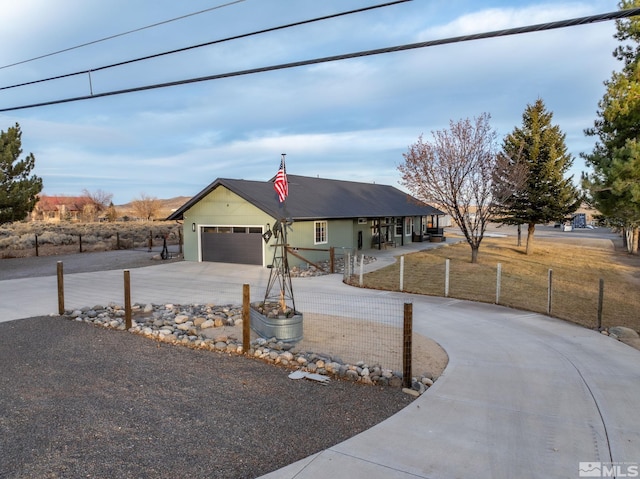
(274, 157, 288, 203)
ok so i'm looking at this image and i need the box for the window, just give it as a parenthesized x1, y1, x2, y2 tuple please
(395, 218, 403, 236)
(405, 217, 413, 236)
(314, 220, 328, 244)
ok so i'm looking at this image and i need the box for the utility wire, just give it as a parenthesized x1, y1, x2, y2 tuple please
(0, 0, 410, 92)
(2, 7, 639, 113)
(0, 0, 246, 71)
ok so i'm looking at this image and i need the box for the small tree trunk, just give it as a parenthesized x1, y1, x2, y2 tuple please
(624, 227, 633, 253)
(471, 244, 479, 263)
(632, 226, 639, 255)
(517, 224, 522, 247)
(526, 223, 536, 255)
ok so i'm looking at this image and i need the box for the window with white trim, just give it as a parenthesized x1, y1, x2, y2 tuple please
(314, 220, 328, 244)
(395, 217, 403, 236)
(405, 217, 413, 236)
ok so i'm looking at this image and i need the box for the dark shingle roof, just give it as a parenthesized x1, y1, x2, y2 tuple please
(167, 175, 444, 221)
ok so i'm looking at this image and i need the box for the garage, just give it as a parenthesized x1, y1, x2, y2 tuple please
(201, 226, 263, 265)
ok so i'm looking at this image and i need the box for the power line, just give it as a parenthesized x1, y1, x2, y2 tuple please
(2, 7, 639, 113)
(0, 0, 246, 70)
(0, 0, 411, 92)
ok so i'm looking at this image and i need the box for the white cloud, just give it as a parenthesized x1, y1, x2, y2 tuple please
(0, 0, 626, 203)
(418, 2, 602, 40)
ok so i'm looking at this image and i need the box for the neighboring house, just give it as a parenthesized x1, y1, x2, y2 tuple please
(168, 175, 445, 267)
(31, 195, 92, 222)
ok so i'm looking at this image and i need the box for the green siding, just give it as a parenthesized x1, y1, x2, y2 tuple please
(279, 218, 355, 267)
(180, 187, 273, 263)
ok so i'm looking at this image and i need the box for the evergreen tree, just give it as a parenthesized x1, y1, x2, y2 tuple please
(0, 123, 43, 224)
(498, 99, 580, 254)
(582, 0, 640, 254)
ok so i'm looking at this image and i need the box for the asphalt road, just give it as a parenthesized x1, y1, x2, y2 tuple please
(0, 247, 182, 281)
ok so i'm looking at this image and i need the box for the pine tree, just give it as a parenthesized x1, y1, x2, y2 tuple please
(498, 99, 580, 254)
(0, 123, 43, 224)
(582, 0, 640, 254)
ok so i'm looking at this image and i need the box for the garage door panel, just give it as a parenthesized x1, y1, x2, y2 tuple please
(201, 231, 262, 265)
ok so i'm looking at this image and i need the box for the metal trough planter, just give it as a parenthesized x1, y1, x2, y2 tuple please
(250, 307, 303, 343)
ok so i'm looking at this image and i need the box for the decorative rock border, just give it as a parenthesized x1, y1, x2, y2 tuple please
(63, 302, 435, 395)
(289, 255, 377, 277)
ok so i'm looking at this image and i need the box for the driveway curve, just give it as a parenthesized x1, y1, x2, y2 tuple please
(263, 294, 640, 478)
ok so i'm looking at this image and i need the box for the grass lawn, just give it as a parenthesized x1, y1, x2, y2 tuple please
(357, 234, 640, 332)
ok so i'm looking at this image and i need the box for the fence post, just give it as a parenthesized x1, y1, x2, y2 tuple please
(79, 234, 83, 253)
(359, 254, 364, 287)
(148, 230, 153, 252)
(35, 234, 39, 257)
(547, 269, 553, 316)
(124, 270, 132, 329)
(329, 247, 335, 274)
(597, 278, 604, 330)
(179, 229, 183, 254)
(445, 259, 450, 298)
(400, 256, 405, 292)
(403, 302, 413, 389)
(116, 232, 120, 250)
(345, 252, 350, 278)
(243, 284, 251, 354)
(352, 253, 357, 278)
(496, 263, 502, 304)
(57, 261, 64, 314)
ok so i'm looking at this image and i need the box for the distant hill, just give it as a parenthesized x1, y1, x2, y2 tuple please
(116, 196, 191, 218)
(157, 196, 191, 213)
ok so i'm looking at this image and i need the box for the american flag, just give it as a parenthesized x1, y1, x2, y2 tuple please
(274, 154, 288, 203)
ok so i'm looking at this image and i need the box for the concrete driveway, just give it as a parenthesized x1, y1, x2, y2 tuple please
(1, 251, 638, 478)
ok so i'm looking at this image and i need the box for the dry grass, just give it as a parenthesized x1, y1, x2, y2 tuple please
(0, 221, 181, 258)
(358, 235, 640, 332)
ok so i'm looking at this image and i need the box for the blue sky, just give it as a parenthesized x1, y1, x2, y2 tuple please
(0, 0, 624, 204)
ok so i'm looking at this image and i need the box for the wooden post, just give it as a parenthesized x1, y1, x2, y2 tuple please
(179, 230, 183, 254)
(79, 234, 83, 253)
(496, 263, 502, 304)
(597, 278, 604, 330)
(57, 261, 64, 315)
(403, 302, 413, 389)
(148, 230, 153, 252)
(242, 284, 251, 354)
(547, 269, 553, 316)
(116, 232, 120, 250)
(35, 234, 39, 257)
(329, 247, 335, 274)
(124, 270, 132, 329)
(445, 259, 450, 298)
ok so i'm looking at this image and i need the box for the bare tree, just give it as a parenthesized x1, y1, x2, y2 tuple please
(131, 193, 162, 221)
(81, 189, 113, 221)
(399, 113, 500, 263)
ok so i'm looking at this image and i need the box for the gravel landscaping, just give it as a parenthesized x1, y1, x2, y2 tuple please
(0, 315, 415, 479)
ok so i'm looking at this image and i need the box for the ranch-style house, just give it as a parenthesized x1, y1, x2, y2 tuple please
(167, 175, 445, 267)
